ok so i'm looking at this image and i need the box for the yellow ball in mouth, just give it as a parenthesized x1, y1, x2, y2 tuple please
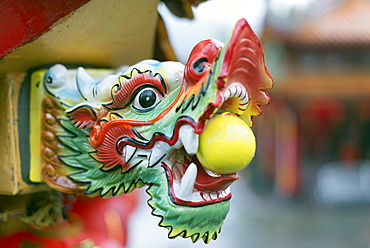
(196, 112, 256, 174)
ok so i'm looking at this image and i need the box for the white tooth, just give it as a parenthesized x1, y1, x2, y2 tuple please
(149, 141, 171, 166)
(124, 145, 137, 163)
(177, 163, 197, 201)
(179, 124, 199, 155)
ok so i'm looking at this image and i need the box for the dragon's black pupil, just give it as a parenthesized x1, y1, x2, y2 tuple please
(46, 76, 52, 84)
(139, 90, 156, 108)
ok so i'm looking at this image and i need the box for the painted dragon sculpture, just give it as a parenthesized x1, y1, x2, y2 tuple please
(34, 18, 273, 243)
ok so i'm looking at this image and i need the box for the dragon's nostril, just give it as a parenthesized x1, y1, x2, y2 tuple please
(193, 58, 208, 73)
(183, 39, 223, 89)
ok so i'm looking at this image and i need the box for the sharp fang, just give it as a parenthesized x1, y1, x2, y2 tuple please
(179, 124, 199, 155)
(149, 141, 171, 167)
(178, 163, 197, 201)
(124, 145, 137, 163)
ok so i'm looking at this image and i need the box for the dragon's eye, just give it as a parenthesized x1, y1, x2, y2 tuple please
(44, 64, 68, 89)
(45, 76, 53, 84)
(132, 87, 162, 112)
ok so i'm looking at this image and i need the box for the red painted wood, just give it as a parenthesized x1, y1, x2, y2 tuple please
(0, 0, 91, 58)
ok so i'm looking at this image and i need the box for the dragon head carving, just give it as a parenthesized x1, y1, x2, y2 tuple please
(37, 19, 273, 243)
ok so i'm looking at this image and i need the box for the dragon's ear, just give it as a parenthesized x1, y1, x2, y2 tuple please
(65, 103, 98, 129)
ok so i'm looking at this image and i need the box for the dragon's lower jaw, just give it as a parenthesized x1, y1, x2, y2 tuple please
(163, 149, 238, 206)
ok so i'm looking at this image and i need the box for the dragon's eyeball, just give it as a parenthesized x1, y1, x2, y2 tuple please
(196, 112, 256, 174)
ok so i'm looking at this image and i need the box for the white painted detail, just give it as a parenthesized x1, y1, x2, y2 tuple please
(223, 83, 249, 105)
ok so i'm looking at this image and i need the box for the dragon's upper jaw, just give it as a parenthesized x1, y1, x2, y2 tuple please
(119, 124, 238, 206)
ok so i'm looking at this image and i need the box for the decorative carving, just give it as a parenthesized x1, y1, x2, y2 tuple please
(36, 18, 273, 243)
(41, 96, 84, 193)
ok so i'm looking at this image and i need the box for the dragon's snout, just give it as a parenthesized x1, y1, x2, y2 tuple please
(176, 18, 272, 178)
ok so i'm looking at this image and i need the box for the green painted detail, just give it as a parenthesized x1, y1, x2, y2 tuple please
(146, 172, 230, 243)
(57, 116, 228, 243)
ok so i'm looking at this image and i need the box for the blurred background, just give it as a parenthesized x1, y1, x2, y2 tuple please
(128, 0, 370, 247)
